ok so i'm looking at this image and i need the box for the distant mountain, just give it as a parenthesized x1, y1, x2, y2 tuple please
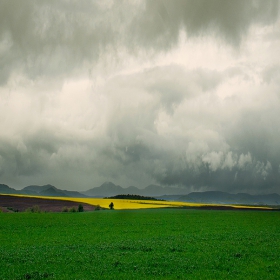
(83, 182, 187, 197)
(180, 191, 232, 203)
(125, 186, 142, 195)
(1, 182, 187, 198)
(25, 185, 87, 197)
(0, 184, 18, 194)
(1, 182, 280, 205)
(21, 184, 57, 195)
(0, 184, 86, 198)
(38, 186, 69, 197)
(83, 182, 123, 197)
(22, 184, 54, 193)
(178, 191, 280, 205)
(63, 190, 87, 198)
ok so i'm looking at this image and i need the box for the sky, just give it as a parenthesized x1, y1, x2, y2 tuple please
(1, 0, 280, 194)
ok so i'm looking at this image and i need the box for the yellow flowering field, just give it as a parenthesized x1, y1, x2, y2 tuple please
(51, 197, 274, 210)
(56, 197, 199, 210)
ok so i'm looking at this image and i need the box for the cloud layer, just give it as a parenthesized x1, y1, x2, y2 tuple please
(0, 0, 280, 193)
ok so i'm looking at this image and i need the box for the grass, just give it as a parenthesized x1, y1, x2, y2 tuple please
(0, 209, 280, 279)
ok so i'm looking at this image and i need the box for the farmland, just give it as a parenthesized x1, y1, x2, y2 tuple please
(1, 209, 280, 279)
(0, 193, 275, 211)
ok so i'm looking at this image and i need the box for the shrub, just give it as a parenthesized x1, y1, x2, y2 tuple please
(95, 204, 101, 211)
(7, 207, 19, 212)
(69, 207, 77, 213)
(62, 207, 68, 212)
(26, 205, 41, 213)
(31, 205, 41, 213)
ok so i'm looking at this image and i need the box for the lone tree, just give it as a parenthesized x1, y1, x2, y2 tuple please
(78, 204, 84, 212)
(109, 202, 114, 210)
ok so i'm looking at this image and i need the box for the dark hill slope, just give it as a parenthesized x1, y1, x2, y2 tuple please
(179, 191, 280, 205)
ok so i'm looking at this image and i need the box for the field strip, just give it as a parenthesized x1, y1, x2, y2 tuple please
(0, 193, 275, 210)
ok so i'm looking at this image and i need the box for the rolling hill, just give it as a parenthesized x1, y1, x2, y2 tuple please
(177, 191, 280, 205)
(1, 183, 279, 205)
(0, 184, 86, 197)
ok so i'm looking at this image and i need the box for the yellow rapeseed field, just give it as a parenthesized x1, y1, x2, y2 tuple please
(55, 197, 204, 210)
(49, 197, 273, 210)
(0, 193, 274, 210)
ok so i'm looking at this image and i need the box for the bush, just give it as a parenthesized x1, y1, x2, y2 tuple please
(26, 205, 41, 213)
(62, 207, 68, 212)
(95, 204, 101, 211)
(78, 204, 84, 212)
(69, 207, 77, 213)
(0, 207, 2, 213)
(6, 207, 19, 212)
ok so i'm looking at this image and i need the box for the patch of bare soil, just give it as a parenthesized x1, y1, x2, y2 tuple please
(0, 195, 96, 212)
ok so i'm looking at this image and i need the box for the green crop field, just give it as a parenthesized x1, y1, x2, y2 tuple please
(0, 209, 280, 280)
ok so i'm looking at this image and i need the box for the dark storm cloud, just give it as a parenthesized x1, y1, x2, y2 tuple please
(0, 0, 278, 84)
(1, 0, 280, 193)
(1, 61, 280, 192)
(129, 0, 279, 49)
(0, 0, 118, 83)
(89, 63, 280, 193)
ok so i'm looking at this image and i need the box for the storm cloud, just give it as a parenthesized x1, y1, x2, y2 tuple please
(0, 0, 280, 193)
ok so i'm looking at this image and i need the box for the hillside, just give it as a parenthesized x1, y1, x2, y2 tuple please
(178, 191, 280, 206)
(0, 194, 96, 212)
(83, 182, 186, 197)
(0, 184, 86, 198)
(0, 184, 18, 194)
(83, 182, 123, 197)
(1, 182, 280, 205)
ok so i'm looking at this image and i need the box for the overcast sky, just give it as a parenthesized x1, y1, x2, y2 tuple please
(1, 0, 280, 193)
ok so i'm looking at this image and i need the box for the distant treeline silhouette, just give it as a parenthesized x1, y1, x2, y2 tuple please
(104, 194, 165, 201)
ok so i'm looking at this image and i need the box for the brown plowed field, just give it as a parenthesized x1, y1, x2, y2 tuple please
(0, 195, 96, 212)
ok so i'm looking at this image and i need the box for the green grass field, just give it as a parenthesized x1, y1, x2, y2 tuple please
(0, 209, 279, 279)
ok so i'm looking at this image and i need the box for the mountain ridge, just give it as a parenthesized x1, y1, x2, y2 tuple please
(83, 182, 187, 197)
(0, 183, 279, 205)
(177, 191, 280, 205)
(0, 184, 87, 198)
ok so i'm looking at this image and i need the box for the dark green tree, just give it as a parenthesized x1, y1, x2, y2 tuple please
(109, 202, 114, 210)
(78, 204, 84, 212)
